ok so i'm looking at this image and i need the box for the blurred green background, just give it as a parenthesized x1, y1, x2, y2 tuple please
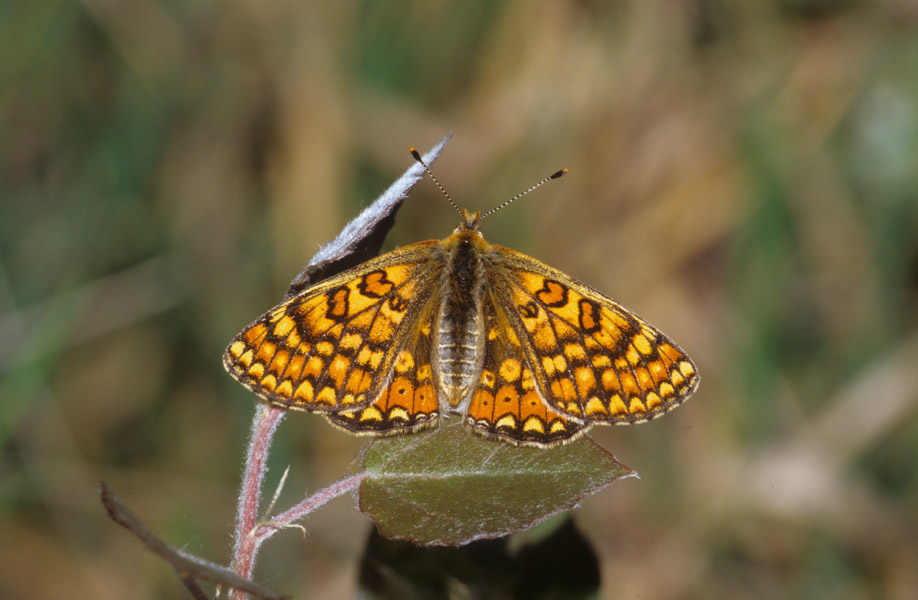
(2, 0, 917, 598)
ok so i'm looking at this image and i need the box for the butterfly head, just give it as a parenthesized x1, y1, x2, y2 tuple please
(460, 208, 482, 231)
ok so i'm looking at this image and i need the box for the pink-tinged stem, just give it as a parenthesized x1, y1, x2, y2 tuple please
(251, 472, 368, 544)
(230, 404, 368, 600)
(231, 404, 286, 599)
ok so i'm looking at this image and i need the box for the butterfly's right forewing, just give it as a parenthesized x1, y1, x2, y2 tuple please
(487, 245, 699, 426)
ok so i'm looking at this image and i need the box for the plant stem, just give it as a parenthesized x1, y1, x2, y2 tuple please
(251, 473, 368, 543)
(230, 404, 368, 600)
(99, 482, 287, 600)
(231, 403, 286, 599)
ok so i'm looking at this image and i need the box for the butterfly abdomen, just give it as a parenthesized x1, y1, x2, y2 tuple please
(433, 232, 488, 410)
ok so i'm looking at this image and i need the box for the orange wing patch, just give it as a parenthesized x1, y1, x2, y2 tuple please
(223, 243, 440, 414)
(326, 339, 440, 435)
(466, 306, 587, 445)
(490, 251, 699, 427)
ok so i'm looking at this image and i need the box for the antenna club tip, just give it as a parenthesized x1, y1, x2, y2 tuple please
(409, 148, 422, 161)
(551, 168, 569, 180)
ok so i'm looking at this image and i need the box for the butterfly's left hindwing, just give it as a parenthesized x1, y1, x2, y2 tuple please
(223, 241, 442, 413)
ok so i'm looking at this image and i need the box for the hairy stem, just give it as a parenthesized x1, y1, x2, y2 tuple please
(231, 404, 286, 598)
(251, 473, 368, 544)
(230, 404, 367, 600)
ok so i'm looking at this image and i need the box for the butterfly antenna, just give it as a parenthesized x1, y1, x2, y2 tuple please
(479, 168, 568, 222)
(410, 147, 463, 218)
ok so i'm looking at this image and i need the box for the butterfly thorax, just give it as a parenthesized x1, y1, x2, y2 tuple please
(433, 226, 490, 412)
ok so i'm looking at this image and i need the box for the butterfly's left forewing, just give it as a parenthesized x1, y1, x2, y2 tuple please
(223, 241, 443, 414)
(486, 246, 699, 427)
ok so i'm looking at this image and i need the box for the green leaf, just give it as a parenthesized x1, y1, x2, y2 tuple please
(359, 419, 634, 546)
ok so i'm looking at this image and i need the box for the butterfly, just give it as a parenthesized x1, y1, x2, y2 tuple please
(224, 151, 699, 447)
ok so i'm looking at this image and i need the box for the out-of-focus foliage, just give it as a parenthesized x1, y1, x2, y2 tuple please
(1, 1, 916, 598)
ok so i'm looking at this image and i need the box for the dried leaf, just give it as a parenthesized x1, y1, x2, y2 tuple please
(286, 134, 451, 296)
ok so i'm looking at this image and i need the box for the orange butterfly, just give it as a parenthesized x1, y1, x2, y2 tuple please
(225, 152, 698, 446)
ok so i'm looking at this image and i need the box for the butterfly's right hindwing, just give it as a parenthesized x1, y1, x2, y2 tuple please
(465, 299, 589, 446)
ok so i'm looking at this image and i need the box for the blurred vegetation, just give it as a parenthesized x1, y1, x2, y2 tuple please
(2, 0, 917, 598)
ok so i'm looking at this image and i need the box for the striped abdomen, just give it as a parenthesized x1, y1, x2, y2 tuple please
(433, 232, 487, 410)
